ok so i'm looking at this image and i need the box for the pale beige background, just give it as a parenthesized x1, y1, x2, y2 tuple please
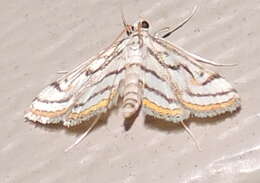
(1, 0, 260, 182)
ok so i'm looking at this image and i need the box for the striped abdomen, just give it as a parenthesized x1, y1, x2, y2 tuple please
(122, 43, 143, 118)
(122, 63, 142, 118)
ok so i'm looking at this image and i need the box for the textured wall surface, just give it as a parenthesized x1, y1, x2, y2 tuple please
(1, 0, 260, 182)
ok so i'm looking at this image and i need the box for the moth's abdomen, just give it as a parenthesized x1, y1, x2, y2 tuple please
(122, 65, 142, 118)
(122, 38, 145, 118)
(122, 43, 143, 118)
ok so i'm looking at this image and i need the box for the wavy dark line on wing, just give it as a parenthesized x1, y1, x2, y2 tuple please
(144, 83, 177, 104)
(49, 81, 63, 92)
(147, 47, 195, 78)
(86, 49, 124, 76)
(201, 73, 221, 85)
(150, 36, 203, 69)
(74, 85, 115, 108)
(186, 89, 237, 97)
(34, 95, 72, 104)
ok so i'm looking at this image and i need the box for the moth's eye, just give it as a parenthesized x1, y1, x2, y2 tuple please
(131, 26, 134, 31)
(141, 20, 149, 29)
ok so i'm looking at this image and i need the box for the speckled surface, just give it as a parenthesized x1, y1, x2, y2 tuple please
(1, 0, 260, 182)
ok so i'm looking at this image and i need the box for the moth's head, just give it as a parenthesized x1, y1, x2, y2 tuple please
(124, 20, 150, 36)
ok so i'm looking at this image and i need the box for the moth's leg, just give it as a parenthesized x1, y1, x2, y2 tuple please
(181, 121, 202, 151)
(154, 5, 198, 38)
(65, 115, 102, 152)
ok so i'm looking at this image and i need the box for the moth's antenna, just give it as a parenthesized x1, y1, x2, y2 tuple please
(155, 5, 199, 38)
(120, 8, 130, 33)
(166, 40, 238, 67)
(121, 10, 127, 28)
(120, 8, 134, 37)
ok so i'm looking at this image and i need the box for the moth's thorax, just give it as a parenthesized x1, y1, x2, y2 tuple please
(121, 40, 143, 118)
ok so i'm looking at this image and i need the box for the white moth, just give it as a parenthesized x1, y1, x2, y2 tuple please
(25, 8, 240, 150)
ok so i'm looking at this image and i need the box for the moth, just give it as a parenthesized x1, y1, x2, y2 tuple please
(25, 8, 240, 150)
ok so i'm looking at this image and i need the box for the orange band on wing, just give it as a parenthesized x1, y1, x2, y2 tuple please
(143, 98, 183, 115)
(30, 108, 68, 118)
(69, 99, 109, 119)
(181, 97, 239, 111)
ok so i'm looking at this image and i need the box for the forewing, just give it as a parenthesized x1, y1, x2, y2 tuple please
(146, 36, 240, 118)
(64, 55, 125, 126)
(142, 47, 190, 123)
(25, 39, 127, 125)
